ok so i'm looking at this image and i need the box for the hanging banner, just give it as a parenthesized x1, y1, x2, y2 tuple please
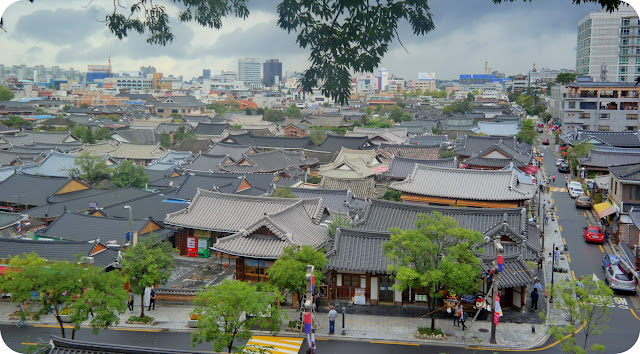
(493, 294, 503, 325)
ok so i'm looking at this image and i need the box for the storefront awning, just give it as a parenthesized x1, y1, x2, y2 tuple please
(594, 202, 616, 219)
(521, 165, 540, 175)
(559, 146, 568, 150)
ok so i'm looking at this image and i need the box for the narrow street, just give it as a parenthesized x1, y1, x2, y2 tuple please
(539, 132, 640, 353)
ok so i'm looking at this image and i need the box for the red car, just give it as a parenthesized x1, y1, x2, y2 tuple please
(583, 226, 605, 244)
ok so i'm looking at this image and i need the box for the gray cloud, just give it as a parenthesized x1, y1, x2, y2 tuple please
(206, 22, 305, 57)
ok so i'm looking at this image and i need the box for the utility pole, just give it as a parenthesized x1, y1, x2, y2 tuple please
(303, 265, 316, 354)
(550, 243, 556, 304)
(490, 236, 504, 345)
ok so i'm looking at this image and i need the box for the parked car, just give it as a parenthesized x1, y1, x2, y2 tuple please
(575, 195, 593, 208)
(602, 255, 620, 269)
(568, 181, 581, 189)
(604, 263, 637, 292)
(556, 158, 565, 166)
(583, 226, 605, 244)
(542, 140, 550, 145)
(537, 127, 544, 133)
(558, 163, 570, 173)
(569, 186, 584, 198)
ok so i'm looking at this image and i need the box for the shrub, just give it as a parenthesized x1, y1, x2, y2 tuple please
(417, 327, 444, 336)
(128, 315, 153, 323)
(287, 320, 299, 328)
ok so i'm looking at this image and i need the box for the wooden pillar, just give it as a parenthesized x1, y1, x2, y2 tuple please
(365, 273, 371, 304)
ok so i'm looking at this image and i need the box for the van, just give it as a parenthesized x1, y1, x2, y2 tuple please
(569, 186, 584, 198)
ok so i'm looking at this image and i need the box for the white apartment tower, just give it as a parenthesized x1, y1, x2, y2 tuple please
(238, 58, 262, 85)
(576, 5, 640, 83)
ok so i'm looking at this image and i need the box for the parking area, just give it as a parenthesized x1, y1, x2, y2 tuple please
(166, 256, 235, 289)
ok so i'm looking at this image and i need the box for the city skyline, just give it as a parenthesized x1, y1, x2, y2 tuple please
(0, 0, 630, 82)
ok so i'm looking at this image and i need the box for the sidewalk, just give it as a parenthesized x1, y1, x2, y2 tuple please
(0, 298, 548, 350)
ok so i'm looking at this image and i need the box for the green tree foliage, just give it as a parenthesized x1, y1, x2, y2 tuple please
(466, 92, 475, 102)
(268, 187, 296, 198)
(364, 119, 392, 129)
(71, 125, 98, 144)
(160, 133, 172, 148)
(3, 116, 32, 129)
(267, 245, 327, 307)
(567, 141, 594, 177)
(120, 235, 176, 318)
(383, 212, 483, 330)
(309, 129, 328, 145)
(0, 85, 14, 101)
(207, 102, 228, 117)
(95, 126, 113, 140)
(80, 103, 90, 109)
(285, 104, 303, 118)
(68, 153, 112, 185)
(191, 279, 284, 353)
(174, 126, 197, 142)
(0, 253, 127, 339)
(547, 277, 613, 353)
(516, 119, 538, 145)
(35, 108, 47, 115)
(388, 107, 413, 123)
(442, 100, 471, 116)
(256, 107, 265, 115)
(439, 149, 458, 159)
(516, 94, 535, 112)
(112, 160, 150, 189)
(245, 107, 254, 115)
(555, 73, 577, 85)
(264, 109, 285, 123)
(327, 213, 353, 239)
(382, 189, 402, 202)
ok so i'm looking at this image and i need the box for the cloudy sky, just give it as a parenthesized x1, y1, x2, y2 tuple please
(0, 0, 631, 81)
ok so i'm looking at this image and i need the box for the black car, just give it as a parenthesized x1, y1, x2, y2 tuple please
(558, 162, 570, 173)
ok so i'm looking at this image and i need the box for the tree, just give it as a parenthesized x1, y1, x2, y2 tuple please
(245, 107, 254, 115)
(67, 153, 112, 185)
(388, 107, 413, 123)
(382, 189, 402, 202)
(264, 109, 285, 123)
(256, 107, 265, 115)
(383, 212, 483, 330)
(0, 253, 127, 339)
(72, 125, 97, 144)
(268, 187, 296, 198)
(94, 126, 112, 141)
(174, 126, 196, 142)
(191, 279, 283, 353)
(439, 149, 458, 159)
(120, 235, 176, 319)
(516, 118, 538, 145)
(160, 133, 172, 148)
(207, 102, 228, 117)
(547, 277, 613, 353)
(567, 141, 594, 177)
(35, 108, 47, 115)
(309, 129, 327, 145)
(285, 104, 303, 118)
(112, 160, 150, 189)
(556, 73, 577, 85)
(3, 116, 32, 129)
(327, 213, 353, 239)
(0, 85, 14, 101)
(267, 245, 327, 307)
(442, 100, 470, 116)
(79, 103, 90, 109)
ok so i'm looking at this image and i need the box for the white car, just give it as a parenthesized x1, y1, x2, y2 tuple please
(556, 158, 565, 166)
(568, 181, 581, 189)
(569, 186, 584, 198)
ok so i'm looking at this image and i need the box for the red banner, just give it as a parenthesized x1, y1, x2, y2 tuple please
(493, 294, 502, 325)
(559, 146, 568, 150)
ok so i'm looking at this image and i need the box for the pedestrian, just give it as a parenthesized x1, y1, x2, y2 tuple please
(530, 288, 539, 312)
(552, 174, 556, 183)
(534, 279, 543, 293)
(554, 247, 561, 265)
(16, 301, 27, 327)
(328, 306, 337, 335)
(453, 301, 460, 326)
(537, 258, 543, 271)
(460, 307, 467, 330)
(127, 290, 134, 312)
(548, 176, 552, 185)
(148, 288, 156, 311)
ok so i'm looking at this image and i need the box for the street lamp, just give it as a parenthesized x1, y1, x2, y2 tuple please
(124, 205, 132, 246)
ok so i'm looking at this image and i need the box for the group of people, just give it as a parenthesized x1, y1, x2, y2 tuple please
(127, 288, 156, 312)
(452, 301, 468, 330)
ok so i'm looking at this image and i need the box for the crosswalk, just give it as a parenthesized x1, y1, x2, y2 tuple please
(244, 336, 304, 354)
(550, 187, 568, 192)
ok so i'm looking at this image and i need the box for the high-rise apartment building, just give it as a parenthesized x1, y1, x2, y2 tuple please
(263, 59, 282, 87)
(140, 66, 157, 77)
(576, 5, 639, 83)
(238, 58, 261, 85)
(203, 69, 211, 78)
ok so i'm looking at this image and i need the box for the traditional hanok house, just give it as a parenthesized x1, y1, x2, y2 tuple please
(461, 141, 532, 170)
(172, 139, 213, 153)
(191, 123, 230, 142)
(454, 135, 526, 162)
(560, 129, 640, 149)
(112, 129, 160, 144)
(383, 156, 457, 181)
(164, 190, 329, 275)
(303, 134, 372, 165)
(221, 132, 311, 151)
(409, 135, 449, 146)
(471, 121, 519, 137)
(163, 172, 280, 201)
(287, 187, 370, 218)
(377, 143, 441, 162)
(317, 148, 386, 199)
(282, 123, 309, 137)
(20, 151, 116, 178)
(108, 142, 167, 166)
(0, 131, 80, 147)
(0, 211, 24, 238)
(144, 96, 206, 117)
(578, 149, 640, 176)
(345, 127, 409, 145)
(0, 174, 91, 212)
(219, 149, 318, 178)
(480, 255, 536, 310)
(35, 212, 172, 244)
(389, 165, 536, 208)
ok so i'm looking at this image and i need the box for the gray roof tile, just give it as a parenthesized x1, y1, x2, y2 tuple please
(0, 238, 118, 268)
(319, 177, 379, 199)
(385, 156, 457, 179)
(578, 150, 640, 168)
(327, 228, 391, 274)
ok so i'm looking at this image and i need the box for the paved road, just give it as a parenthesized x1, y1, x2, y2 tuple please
(539, 133, 640, 354)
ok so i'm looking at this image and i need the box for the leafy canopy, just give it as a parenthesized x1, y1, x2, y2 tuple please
(388, 107, 414, 123)
(268, 187, 296, 198)
(3, 116, 32, 129)
(267, 245, 327, 306)
(264, 109, 285, 123)
(67, 153, 112, 185)
(0, 85, 15, 101)
(285, 104, 303, 118)
(191, 279, 284, 353)
(112, 160, 150, 189)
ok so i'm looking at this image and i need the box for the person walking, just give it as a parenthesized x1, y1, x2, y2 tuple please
(328, 306, 337, 335)
(537, 257, 543, 271)
(530, 288, 539, 312)
(460, 307, 468, 330)
(552, 174, 556, 183)
(453, 301, 460, 326)
(16, 301, 27, 327)
(148, 288, 156, 311)
(554, 247, 561, 265)
(127, 290, 134, 312)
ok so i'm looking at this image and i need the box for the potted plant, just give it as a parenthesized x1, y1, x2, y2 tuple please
(59, 307, 72, 323)
(187, 313, 199, 328)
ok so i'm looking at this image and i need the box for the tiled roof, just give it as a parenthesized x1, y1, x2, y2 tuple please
(289, 187, 356, 213)
(480, 255, 535, 289)
(147, 96, 206, 108)
(163, 172, 276, 200)
(471, 121, 519, 136)
(193, 123, 229, 136)
(160, 150, 193, 164)
(206, 143, 255, 161)
(463, 141, 531, 168)
(155, 123, 190, 135)
(38, 212, 172, 243)
(79, 141, 119, 155)
(212, 200, 327, 259)
(0, 174, 85, 207)
(398, 120, 437, 134)
(562, 129, 640, 148)
(220, 149, 317, 174)
(165, 189, 325, 232)
(96, 193, 190, 221)
(326, 228, 391, 274)
(609, 163, 640, 181)
(500, 163, 534, 184)
(142, 160, 178, 171)
(475, 222, 541, 261)
(346, 127, 408, 145)
(454, 135, 519, 158)
(301, 149, 337, 164)
(318, 147, 384, 179)
(309, 134, 371, 153)
(319, 177, 379, 199)
(578, 150, 640, 168)
(378, 143, 441, 160)
(385, 156, 457, 179)
(356, 199, 527, 234)
(224, 132, 311, 149)
(173, 139, 213, 153)
(441, 117, 474, 130)
(109, 143, 167, 160)
(115, 129, 159, 144)
(390, 165, 536, 201)
(21, 151, 109, 178)
(0, 131, 78, 145)
(0, 165, 25, 182)
(0, 211, 22, 229)
(301, 115, 352, 127)
(0, 239, 118, 268)
(180, 153, 227, 172)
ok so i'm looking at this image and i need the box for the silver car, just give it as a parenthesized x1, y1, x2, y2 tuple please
(604, 264, 637, 292)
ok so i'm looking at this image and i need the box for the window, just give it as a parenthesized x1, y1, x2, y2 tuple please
(158, 109, 164, 113)
(342, 274, 361, 287)
(172, 109, 178, 113)
(628, 114, 638, 120)
(627, 126, 638, 131)
(621, 38, 630, 46)
(569, 101, 576, 109)
(621, 48, 629, 56)
(620, 57, 629, 64)
(245, 266, 266, 276)
(623, 18, 630, 26)
(580, 102, 597, 109)
(579, 113, 590, 119)
(620, 76, 628, 82)
(598, 125, 610, 131)
(632, 185, 640, 200)
(599, 113, 610, 119)
(615, 181, 618, 195)
(620, 66, 628, 74)
(622, 28, 630, 36)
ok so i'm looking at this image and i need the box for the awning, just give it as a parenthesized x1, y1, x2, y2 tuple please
(521, 165, 540, 175)
(562, 151, 569, 156)
(559, 146, 568, 150)
(594, 202, 616, 219)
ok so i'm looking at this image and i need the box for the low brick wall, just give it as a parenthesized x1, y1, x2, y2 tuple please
(155, 288, 202, 304)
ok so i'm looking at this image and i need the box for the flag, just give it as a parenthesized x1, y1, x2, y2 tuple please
(497, 254, 504, 272)
(493, 294, 503, 325)
(16, 222, 21, 234)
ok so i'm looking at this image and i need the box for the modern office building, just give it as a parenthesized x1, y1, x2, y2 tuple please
(238, 58, 262, 85)
(576, 5, 639, 83)
(140, 66, 157, 77)
(263, 59, 282, 87)
(203, 69, 211, 78)
(562, 81, 640, 132)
